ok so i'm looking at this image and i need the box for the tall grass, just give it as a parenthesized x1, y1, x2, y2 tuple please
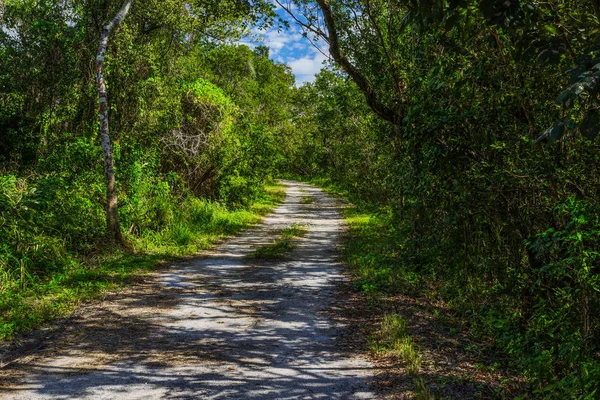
(0, 174, 286, 340)
(372, 313, 432, 399)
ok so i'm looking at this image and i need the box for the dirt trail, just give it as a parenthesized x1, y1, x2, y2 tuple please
(0, 181, 378, 399)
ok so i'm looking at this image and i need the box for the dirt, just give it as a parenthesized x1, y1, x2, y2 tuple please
(369, 291, 529, 399)
(0, 181, 378, 400)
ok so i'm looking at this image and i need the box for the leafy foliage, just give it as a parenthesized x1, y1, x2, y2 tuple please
(0, 1, 293, 339)
(2, 0, 600, 397)
(281, 1, 600, 396)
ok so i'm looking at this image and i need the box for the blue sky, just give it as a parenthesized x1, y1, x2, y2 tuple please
(243, 4, 329, 86)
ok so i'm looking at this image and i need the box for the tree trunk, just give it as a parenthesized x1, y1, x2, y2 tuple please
(96, 0, 133, 243)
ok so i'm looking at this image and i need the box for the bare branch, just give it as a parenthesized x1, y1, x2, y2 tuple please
(274, 0, 329, 42)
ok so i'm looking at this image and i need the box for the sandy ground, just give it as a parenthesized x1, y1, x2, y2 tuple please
(0, 181, 378, 399)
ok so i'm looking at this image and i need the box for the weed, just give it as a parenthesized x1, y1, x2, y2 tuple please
(374, 314, 420, 371)
(0, 183, 285, 340)
(246, 239, 295, 260)
(300, 196, 314, 205)
(414, 377, 435, 400)
(251, 183, 287, 215)
(371, 313, 430, 395)
(247, 223, 308, 260)
(395, 337, 421, 376)
(281, 223, 308, 238)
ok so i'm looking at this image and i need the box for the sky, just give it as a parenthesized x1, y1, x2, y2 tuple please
(243, 4, 329, 86)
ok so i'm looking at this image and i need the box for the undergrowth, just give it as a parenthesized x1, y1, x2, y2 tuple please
(0, 180, 286, 340)
(372, 313, 432, 399)
(304, 177, 529, 398)
(339, 197, 600, 398)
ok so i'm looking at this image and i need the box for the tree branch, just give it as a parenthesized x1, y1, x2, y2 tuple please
(314, 0, 400, 125)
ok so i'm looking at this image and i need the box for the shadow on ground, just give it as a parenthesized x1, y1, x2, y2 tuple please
(0, 181, 377, 400)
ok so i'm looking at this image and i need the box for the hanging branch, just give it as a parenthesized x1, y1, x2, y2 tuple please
(277, 0, 401, 125)
(96, 0, 133, 243)
(315, 0, 399, 124)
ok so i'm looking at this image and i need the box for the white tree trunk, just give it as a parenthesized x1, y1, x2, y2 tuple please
(96, 0, 133, 243)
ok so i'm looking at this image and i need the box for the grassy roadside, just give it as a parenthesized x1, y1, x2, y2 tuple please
(0, 183, 286, 341)
(304, 177, 528, 399)
(342, 204, 435, 399)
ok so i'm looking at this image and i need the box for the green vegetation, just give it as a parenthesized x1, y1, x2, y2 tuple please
(246, 223, 308, 260)
(281, 223, 309, 239)
(300, 196, 314, 205)
(372, 313, 432, 399)
(330, 185, 599, 397)
(246, 240, 295, 261)
(0, 1, 290, 340)
(2, 0, 600, 397)
(276, 1, 600, 396)
(0, 183, 285, 340)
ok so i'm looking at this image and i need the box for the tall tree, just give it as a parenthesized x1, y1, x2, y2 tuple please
(96, 0, 134, 243)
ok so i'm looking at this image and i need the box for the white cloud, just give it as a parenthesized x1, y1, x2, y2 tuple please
(288, 50, 328, 85)
(253, 26, 303, 56)
(292, 42, 307, 50)
(288, 52, 327, 75)
(247, 22, 329, 86)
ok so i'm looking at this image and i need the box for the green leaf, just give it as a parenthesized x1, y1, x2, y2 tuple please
(537, 121, 565, 143)
(444, 12, 461, 31)
(580, 110, 600, 139)
(544, 25, 558, 35)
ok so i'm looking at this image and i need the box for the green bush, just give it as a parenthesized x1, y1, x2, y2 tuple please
(510, 197, 600, 397)
(218, 174, 262, 208)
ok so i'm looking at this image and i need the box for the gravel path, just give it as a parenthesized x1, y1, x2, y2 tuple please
(0, 181, 378, 399)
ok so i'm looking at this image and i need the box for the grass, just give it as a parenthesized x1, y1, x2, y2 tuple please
(0, 251, 163, 340)
(372, 314, 421, 374)
(300, 196, 314, 204)
(343, 202, 435, 398)
(414, 377, 435, 400)
(246, 223, 308, 260)
(134, 182, 287, 257)
(290, 178, 528, 398)
(281, 223, 308, 238)
(0, 182, 287, 341)
(304, 178, 435, 398)
(371, 313, 432, 398)
(342, 207, 420, 296)
(246, 239, 296, 260)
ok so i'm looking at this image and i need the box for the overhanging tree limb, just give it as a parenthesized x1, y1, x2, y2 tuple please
(96, 0, 133, 243)
(314, 0, 400, 125)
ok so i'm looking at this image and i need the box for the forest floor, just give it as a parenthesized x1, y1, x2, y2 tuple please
(0, 181, 379, 399)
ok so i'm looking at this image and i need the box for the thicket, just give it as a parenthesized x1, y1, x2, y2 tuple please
(281, 0, 600, 397)
(0, 0, 294, 337)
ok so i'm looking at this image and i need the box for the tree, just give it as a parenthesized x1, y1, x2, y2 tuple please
(96, 0, 134, 243)
(276, 0, 404, 125)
